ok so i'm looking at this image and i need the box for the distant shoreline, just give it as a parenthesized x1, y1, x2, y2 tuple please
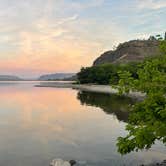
(35, 82, 145, 99)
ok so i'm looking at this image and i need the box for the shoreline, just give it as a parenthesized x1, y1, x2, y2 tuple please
(35, 82, 145, 99)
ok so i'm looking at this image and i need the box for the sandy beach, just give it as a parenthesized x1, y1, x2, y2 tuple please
(35, 82, 145, 99)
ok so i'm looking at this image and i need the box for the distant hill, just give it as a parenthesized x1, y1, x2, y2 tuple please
(38, 73, 76, 81)
(62, 75, 77, 81)
(0, 75, 22, 81)
(93, 39, 161, 66)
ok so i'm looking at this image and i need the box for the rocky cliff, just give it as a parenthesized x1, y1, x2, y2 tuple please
(93, 40, 160, 66)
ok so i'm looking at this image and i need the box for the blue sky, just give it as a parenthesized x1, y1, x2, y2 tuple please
(0, 0, 165, 77)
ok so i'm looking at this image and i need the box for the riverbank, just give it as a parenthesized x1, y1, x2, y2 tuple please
(49, 158, 166, 166)
(35, 82, 145, 99)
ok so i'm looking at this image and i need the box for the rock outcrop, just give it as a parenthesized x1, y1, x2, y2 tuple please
(50, 159, 71, 166)
(49, 159, 77, 166)
(93, 39, 160, 66)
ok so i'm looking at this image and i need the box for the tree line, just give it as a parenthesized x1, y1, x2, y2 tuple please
(77, 62, 140, 85)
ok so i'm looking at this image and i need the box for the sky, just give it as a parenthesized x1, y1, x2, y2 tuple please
(0, 0, 165, 78)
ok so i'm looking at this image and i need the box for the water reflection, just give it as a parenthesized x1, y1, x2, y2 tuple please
(0, 81, 19, 86)
(0, 82, 165, 166)
(77, 91, 135, 122)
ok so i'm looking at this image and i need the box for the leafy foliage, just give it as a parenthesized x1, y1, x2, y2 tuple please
(116, 42, 166, 154)
(160, 40, 166, 54)
(77, 62, 139, 85)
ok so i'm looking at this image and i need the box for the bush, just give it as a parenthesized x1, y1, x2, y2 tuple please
(77, 62, 139, 85)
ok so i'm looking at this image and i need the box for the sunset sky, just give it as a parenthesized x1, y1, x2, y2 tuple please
(0, 0, 165, 78)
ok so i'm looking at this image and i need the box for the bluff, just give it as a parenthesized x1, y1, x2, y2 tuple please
(93, 39, 160, 66)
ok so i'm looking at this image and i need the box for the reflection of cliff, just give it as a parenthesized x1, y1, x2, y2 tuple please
(77, 91, 135, 122)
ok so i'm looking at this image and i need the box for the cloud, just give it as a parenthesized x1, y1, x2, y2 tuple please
(137, 0, 166, 10)
(0, 0, 120, 77)
(0, 0, 165, 77)
(66, 0, 105, 10)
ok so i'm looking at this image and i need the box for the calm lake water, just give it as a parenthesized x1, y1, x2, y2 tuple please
(0, 81, 165, 166)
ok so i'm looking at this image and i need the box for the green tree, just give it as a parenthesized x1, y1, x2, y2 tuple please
(77, 62, 139, 85)
(159, 40, 166, 54)
(116, 46, 166, 154)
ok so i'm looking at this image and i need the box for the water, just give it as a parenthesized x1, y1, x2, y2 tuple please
(0, 81, 165, 166)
